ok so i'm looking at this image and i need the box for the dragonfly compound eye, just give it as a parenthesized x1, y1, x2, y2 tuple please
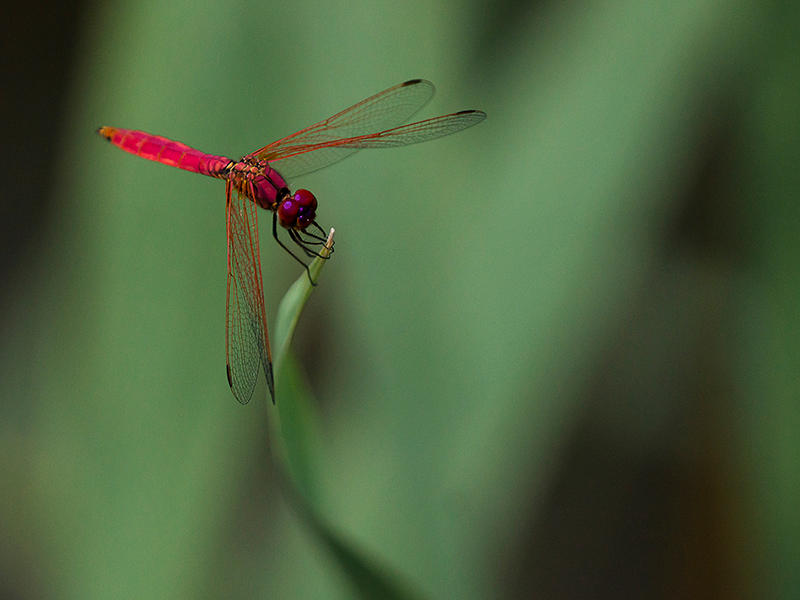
(277, 189, 317, 229)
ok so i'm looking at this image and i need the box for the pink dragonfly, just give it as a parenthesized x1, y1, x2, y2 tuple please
(98, 79, 485, 405)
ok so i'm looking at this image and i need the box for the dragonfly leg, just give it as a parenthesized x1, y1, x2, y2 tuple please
(291, 230, 327, 257)
(288, 229, 320, 257)
(272, 212, 316, 285)
(290, 222, 334, 254)
(290, 229, 333, 261)
(308, 221, 335, 250)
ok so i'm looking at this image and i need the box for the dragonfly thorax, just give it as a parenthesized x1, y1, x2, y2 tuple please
(228, 158, 289, 211)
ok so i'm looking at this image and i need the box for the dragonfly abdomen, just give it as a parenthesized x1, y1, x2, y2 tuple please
(97, 127, 231, 178)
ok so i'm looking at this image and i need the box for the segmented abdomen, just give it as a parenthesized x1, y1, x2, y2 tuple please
(97, 126, 231, 177)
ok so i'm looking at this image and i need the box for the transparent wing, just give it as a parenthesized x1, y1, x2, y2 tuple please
(225, 181, 275, 404)
(246, 79, 437, 178)
(265, 110, 487, 179)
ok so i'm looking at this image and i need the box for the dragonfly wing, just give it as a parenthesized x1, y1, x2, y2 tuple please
(247, 79, 436, 177)
(263, 146, 360, 179)
(265, 110, 486, 178)
(225, 181, 275, 404)
(306, 110, 487, 149)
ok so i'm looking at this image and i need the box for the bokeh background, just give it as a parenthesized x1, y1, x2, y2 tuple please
(2, 0, 799, 598)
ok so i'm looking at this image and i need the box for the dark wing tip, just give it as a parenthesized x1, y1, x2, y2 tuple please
(403, 78, 424, 86)
(266, 361, 276, 404)
(456, 109, 487, 118)
(226, 363, 252, 405)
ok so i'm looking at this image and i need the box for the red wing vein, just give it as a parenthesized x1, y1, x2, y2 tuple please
(247, 80, 437, 179)
(265, 110, 486, 178)
(226, 187, 271, 404)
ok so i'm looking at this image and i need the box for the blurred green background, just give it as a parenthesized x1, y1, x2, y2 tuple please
(2, 0, 799, 598)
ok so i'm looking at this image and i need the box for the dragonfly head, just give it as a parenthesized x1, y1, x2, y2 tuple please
(277, 189, 318, 230)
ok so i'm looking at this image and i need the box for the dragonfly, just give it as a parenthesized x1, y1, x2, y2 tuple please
(98, 78, 486, 405)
